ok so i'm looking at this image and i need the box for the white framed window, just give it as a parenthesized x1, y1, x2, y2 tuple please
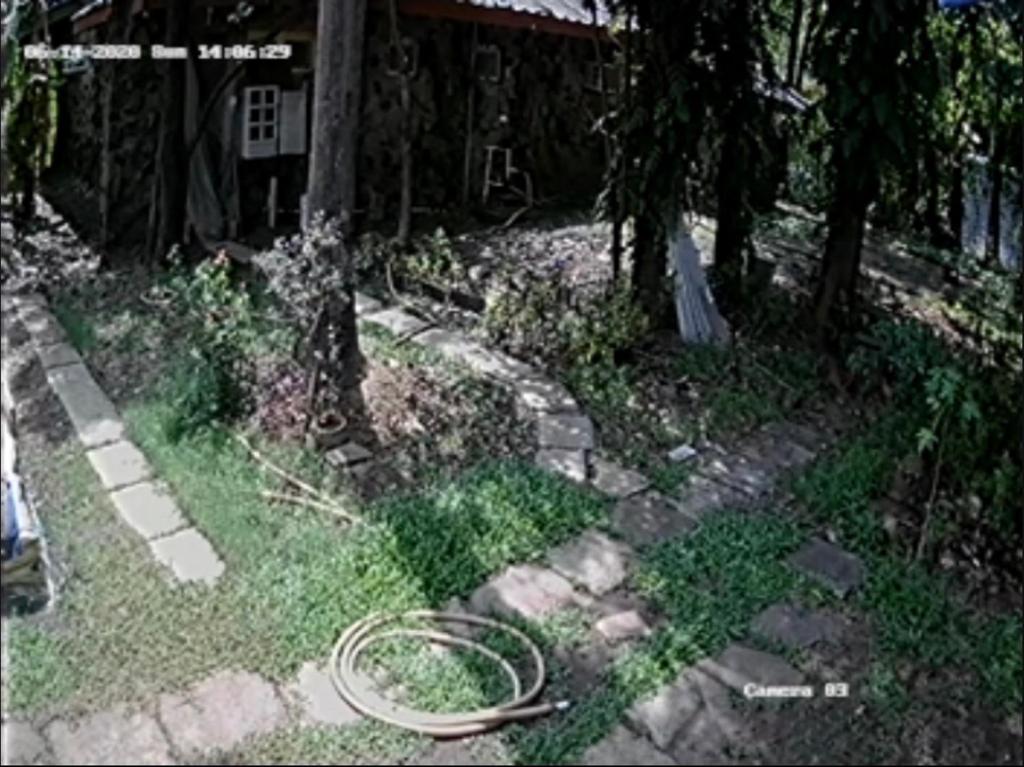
(242, 85, 280, 159)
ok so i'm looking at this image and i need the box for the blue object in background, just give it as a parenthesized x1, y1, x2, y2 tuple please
(938, 0, 983, 8)
(2, 474, 25, 561)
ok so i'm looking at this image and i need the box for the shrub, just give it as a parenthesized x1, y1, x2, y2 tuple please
(484, 271, 647, 368)
(161, 251, 257, 439)
(850, 318, 1022, 537)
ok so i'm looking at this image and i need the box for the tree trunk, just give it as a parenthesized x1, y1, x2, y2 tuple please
(924, 138, 945, 246)
(796, 0, 822, 90)
(713, 0, 754, 313)
(153, 0, 190, 261)
(99, 67, 114, 247)
(713, 123, 746, 309)
(632, 209, 667, 325)
(948, 153, 964, 246)
(305, 0, 367, 392)
(987, 126, 1006, 266)
(388, 0, 412, 246)
(786, 0, 805, 86)
(613, 9, 634, 285)
(814, 168, 868, 346)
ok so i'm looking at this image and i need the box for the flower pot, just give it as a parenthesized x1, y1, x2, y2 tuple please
(306, 410, 349, 452)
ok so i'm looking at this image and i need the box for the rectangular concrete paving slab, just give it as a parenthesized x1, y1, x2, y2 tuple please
(612, 491, 698, 548)
(788, 537, 866, 597)
(513, 376, 580, 414)
(46, 364, 125, 448)
(535, 448, 588, 484)
(149, 528, 225, 585)
(629, 665, 752, 757)
(36, 342, 80, 370)
(595, 610, 653, 644)
(158, 671, 287, 756)
(537, 413, 595, 450)
(750, 603, 845, 650)
(676, 474, 749, 518)
(696, 643, 806, 693)
(697, 454, 775, 498)
(363, 307, 430, 338)
(476, 349, 538, 386)
(546, 530, 632, 596)
(87, 440, 152, 491)
(1, 721, 49, 766)
(18, 306, 66, 345)
(469, 564, 580, 621)
(590, 457, 650, 499)
(413, 329, 522, 384)
(110, 482, 189, 541)
(354, 292, 383, 316)
(45, 707, 174, 766)
(283, 662, 362, 728)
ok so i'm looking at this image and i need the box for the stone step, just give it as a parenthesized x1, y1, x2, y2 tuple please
(46, 363, 125, 449)
(546, 530, 633, 597)
(149, 528, 225, 586)
(589, 457, 650, 499)
(469, 564, 582, 622)
(158, 671, 288, 758)
(788, 538, 866, 598)
(628, 644, 805, 762)
(750, 603, 846, 650)
(612, 491, 698, 549)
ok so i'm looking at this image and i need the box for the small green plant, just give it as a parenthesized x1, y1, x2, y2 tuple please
(402, 228, 465, 287)
(484, 275, 647, 369)
(563, 285, 648, 367)
(52, 302, 97, 353)
(161, 252, 257, 439)
(482, 267, 567, 361)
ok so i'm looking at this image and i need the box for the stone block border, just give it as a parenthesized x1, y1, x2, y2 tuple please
(5, 294, 224, 587)
(355, 293, 603, 489)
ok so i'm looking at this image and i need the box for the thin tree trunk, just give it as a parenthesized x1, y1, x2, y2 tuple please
(305, 0, 367, 392)
(614, 8, 634, 285)
(153, 0, 190, 260)
(924, 138, 945, 246)
(387, 0, 412, 246)
(796, 0, 821, 90)
(814, 169, 868, 345)
(713, 0, 753, 312)
(714, 123, 746, 308)
(786, 0, 805, 86)
(592, 12, 619, 281)
(461, 23, 479, 207)
(99, 68, 113, 247)
(987, 126, 1006, 265)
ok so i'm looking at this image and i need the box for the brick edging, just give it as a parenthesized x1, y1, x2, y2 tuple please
(5, 293, 224, 587)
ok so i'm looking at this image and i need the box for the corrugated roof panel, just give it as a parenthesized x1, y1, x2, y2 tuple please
(458, 0, 612, 27)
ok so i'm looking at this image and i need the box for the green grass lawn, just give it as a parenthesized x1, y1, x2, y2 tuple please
(7, 397, 607, 722)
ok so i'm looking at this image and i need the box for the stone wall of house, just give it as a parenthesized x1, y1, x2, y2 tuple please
(59, 8, 609, 245)
(60, 11, 164, 247)
(358, 11, 607, 223)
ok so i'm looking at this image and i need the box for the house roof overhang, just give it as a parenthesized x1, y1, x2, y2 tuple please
(68, 0, 613, 40)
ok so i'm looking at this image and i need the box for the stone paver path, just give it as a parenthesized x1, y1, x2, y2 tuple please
(5, 294, 224, 587)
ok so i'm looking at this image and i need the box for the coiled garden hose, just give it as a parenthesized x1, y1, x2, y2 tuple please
(329, 611, 570, 738)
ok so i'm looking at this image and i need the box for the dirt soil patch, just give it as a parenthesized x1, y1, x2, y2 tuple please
(752, 612, 1023, 765)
